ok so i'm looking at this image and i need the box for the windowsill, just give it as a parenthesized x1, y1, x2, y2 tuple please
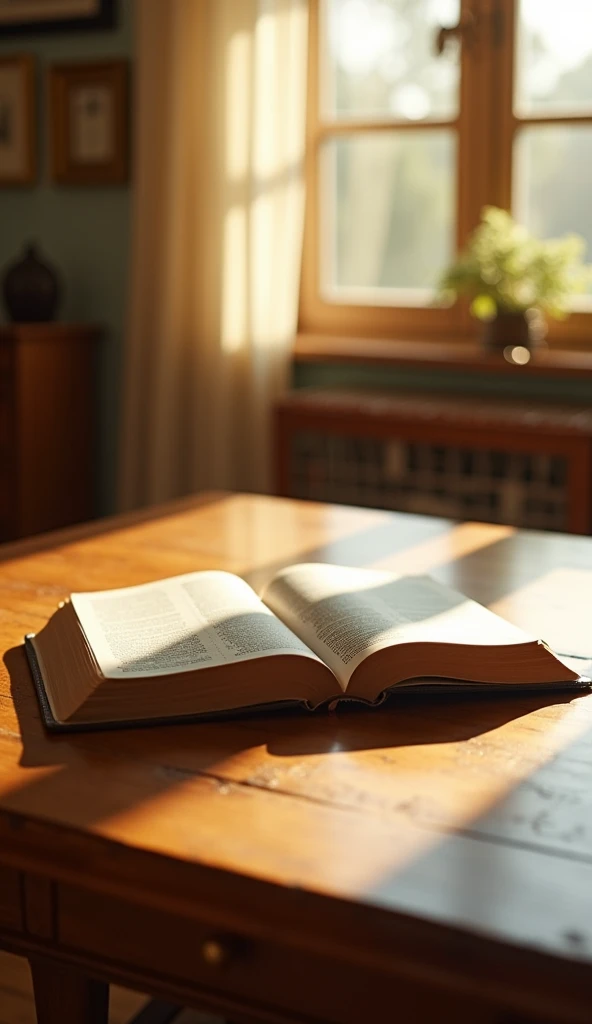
(294, 334, 592, 380)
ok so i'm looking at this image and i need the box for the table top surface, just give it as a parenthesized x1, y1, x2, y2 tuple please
(2, 492, 592, 988)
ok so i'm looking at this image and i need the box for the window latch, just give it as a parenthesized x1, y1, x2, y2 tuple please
(434, 12, 477, 56)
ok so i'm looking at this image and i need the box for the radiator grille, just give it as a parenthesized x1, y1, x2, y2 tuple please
(289, 431, 569, 531)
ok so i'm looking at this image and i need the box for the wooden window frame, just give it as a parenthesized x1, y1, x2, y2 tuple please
(496, 0, 592, 346)
(299, 0, 592, 347)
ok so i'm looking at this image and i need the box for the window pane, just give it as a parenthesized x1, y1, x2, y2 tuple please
(322, 130, 456, 303)
(515, 0, 592, 115)
(513, 125, 592, 298)
(322, 0, 460, 121)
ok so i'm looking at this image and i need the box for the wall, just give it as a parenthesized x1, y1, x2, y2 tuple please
(0, 0, 134, 514)
(294, 360, 592, 403)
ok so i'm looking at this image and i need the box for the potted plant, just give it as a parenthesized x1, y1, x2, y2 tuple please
(440, 206, 592, 351)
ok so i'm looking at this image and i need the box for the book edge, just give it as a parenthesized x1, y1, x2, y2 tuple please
(24, 637, 591, 736)
(24, 636, 312, 733)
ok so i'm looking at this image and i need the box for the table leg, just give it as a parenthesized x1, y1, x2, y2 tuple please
(29, 958, 109, 1024)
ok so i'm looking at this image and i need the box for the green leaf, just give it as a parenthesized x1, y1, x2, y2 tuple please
(438, 206, 592, 322)
(470, 294, 496, 321)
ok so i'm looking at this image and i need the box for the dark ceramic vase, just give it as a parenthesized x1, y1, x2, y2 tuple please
(2, 244, 61, 323)
(481, 309, 547, 353)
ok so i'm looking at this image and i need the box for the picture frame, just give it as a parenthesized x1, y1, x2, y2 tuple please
(0, 0, 115, 36)
(49, 60, 128, 185)
(0, 54, 35, 185)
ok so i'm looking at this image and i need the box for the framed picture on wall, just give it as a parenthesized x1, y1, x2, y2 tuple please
(0, 0, 115, 36)
(49, 60, 128, 185)
(0, 54, 35, 185)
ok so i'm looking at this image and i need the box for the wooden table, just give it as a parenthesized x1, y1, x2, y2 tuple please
(1, 492, 592, 1024)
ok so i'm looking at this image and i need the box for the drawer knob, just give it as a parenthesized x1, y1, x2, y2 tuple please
(201, 937, 230, 967)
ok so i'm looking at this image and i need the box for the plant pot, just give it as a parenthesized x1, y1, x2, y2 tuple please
(481, 310, 547, 353)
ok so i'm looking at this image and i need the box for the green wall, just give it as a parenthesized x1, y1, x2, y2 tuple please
(0, 0, 134, 514)
(294, 359, 592, 402)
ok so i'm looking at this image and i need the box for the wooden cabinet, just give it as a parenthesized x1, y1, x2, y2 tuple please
(275, 389, 592, 534)
(0, 323, 99, 542)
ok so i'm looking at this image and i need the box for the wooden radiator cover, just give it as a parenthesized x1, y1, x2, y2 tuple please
(274, 390, 592, 535)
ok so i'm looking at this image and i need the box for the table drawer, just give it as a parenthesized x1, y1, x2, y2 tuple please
(0, 869, 23, 933)
(58, 885, 507, 1024)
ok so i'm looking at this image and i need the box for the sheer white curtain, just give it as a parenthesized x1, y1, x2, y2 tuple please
(119, 0, 308, 509)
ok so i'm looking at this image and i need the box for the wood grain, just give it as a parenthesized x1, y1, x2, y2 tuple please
(0, 493, 592, 1022)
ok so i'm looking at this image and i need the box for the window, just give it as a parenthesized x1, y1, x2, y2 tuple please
(300, 0, 592, 343)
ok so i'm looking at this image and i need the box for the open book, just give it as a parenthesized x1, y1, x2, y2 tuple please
(25, 563, 588, 731)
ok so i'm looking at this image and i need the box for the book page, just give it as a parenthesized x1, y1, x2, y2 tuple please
(262, 563, 531, 688)
(71, 571, 324, 679)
